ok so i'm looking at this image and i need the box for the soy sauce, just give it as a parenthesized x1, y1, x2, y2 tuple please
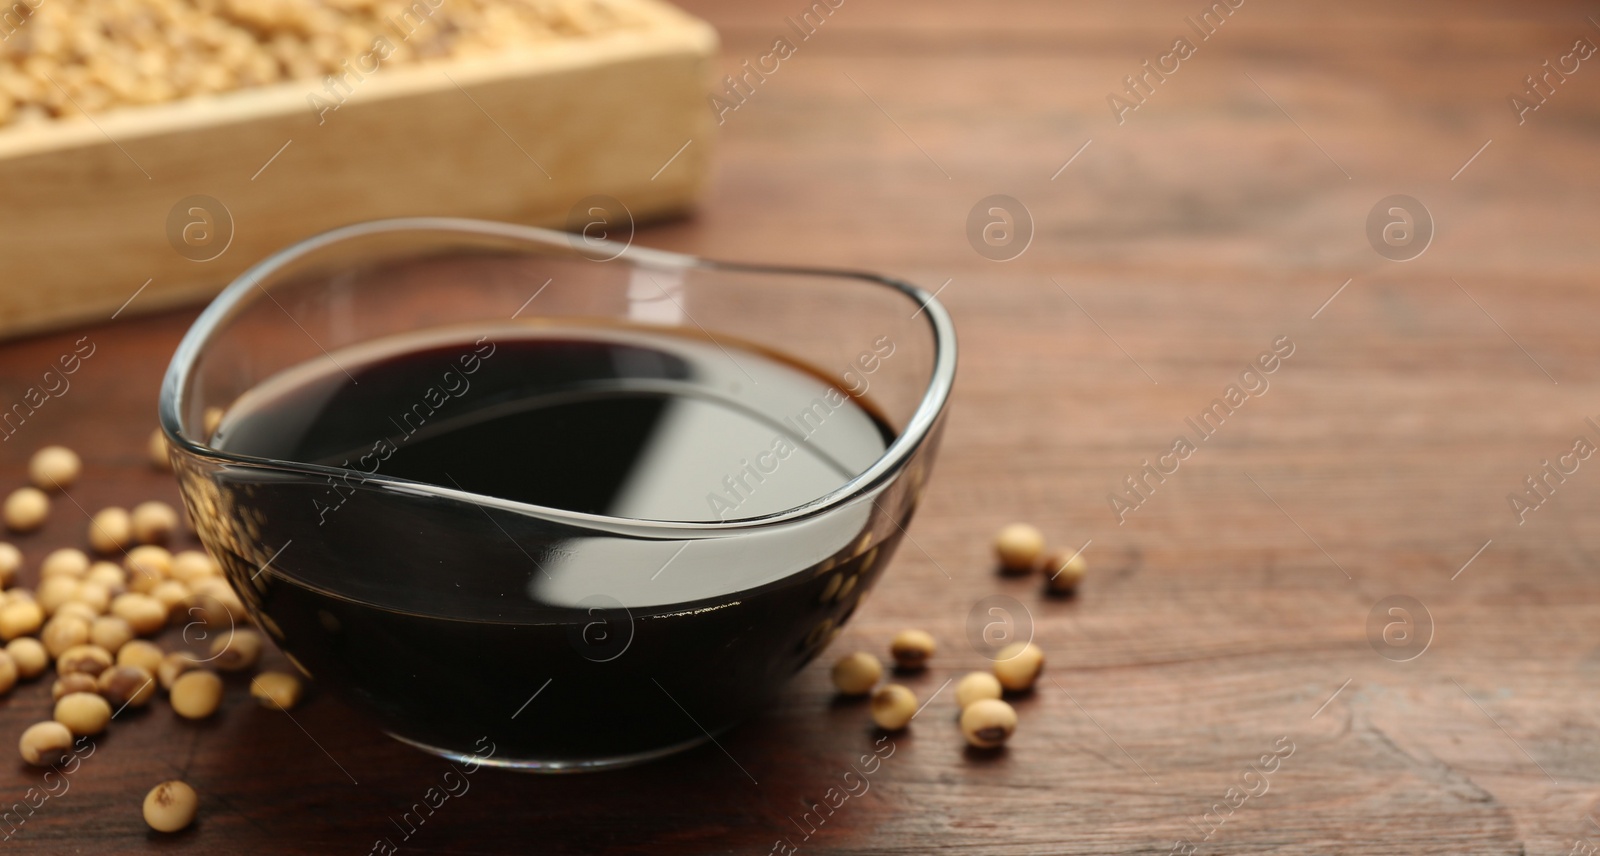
(208, 325, 903, 765)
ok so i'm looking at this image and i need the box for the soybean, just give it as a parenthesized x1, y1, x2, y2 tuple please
(19, 721, 73, 766)
(110, 593, 166, 636)
(86, 561, 126, 590)
(73, 581, 112, 614)
(88, 507, 133, 554)
(869, 684, 917, 731)
(6, 638, 46, 679)
(41, 548, 89, 578)
(124, 546, 172, 592)
(90, 615, 135, 654)
(4, 487, 50, 532)
(994, 522, 1044, 573)
(54, 692, 111, 735)
(99, 665, 156, 709)
(52, 672, 98, 701)
(131, 501, 179, 545)
(54, 601, 99, 625)
(0, 599, 44, 640)
(170, 551, 220, 584)
(150, 580, 190, 617)
(955, 671, 1003, 709)
(41, 615, 90, 657)
(143, 781, 198, 833)
(831, 652, 883, 696)
(250, 671, 304, 710)
(960, 698, 1018, 748)
(889, 628, 935, 670)
(28, 446, 81, 491)
(169, 670, 223, 719)
(56, 644, 113, 678)
(0, 650, 16, 695)
(1044, 549, 1088, 594)
(210, 629, 262, 672)
(148, 429, 171, 471)
(37, 576, 82, 616)
(117, 639, 164, 673)
(992, 641, 1044, 692)
(0, 542, 19, 587)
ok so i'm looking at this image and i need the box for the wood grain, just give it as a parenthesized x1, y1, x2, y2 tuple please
(1, 0, 1599, 853)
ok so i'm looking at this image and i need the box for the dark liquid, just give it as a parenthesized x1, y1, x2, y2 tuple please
(209, 325, 901, 764)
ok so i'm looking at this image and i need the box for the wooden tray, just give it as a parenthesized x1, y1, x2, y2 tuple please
(0, 0, 717, 339)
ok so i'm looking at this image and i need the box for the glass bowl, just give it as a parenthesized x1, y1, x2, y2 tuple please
(158, 218, 957, 771)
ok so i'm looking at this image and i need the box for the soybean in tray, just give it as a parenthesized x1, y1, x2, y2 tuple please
(0, 0, 718, 338)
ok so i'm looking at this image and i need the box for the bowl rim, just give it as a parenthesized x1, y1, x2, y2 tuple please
(158, 216, 957, 538)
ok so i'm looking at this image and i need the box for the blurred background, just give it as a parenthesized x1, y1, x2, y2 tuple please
(1, 0, 1598, 853)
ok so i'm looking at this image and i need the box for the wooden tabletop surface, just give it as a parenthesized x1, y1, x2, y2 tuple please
(3, 0, 1600, 852)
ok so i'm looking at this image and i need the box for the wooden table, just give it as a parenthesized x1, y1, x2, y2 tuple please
(3, 0, 1599, 852)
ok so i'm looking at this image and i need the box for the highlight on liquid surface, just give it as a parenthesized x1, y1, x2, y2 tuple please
(203, 323, 909, 764)
(219, 324, 895, 524)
